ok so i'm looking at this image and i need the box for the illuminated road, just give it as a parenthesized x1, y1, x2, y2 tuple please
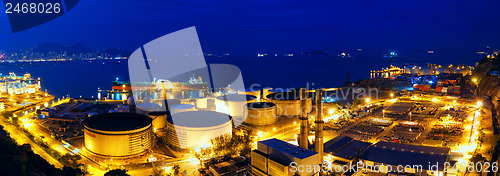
(0, 117, 64, 169)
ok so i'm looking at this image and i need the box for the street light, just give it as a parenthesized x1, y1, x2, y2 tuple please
(390, 93, 394, 98)
(329, 109, 334, 115)
(366, 98, 370, 103)
(383, 110, 385, 118)
(477, 101, 482, 108)
(409, 112, 412, 121)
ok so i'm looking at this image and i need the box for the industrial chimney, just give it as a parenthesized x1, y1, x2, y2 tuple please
(299, 87, 309, 148)
(314, 89, 324, 162)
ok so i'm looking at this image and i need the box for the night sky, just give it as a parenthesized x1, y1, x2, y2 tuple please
(1, 0, 500, 56)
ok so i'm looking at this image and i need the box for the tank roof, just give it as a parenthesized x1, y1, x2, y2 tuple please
(216, 94, 256, 101)
(85, 112, 152, 131)
(168, 111, 231, 128)
(246, 102, 276, 108)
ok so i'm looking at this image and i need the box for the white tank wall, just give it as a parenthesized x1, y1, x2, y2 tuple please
(172, 104, 195, 114)
(167, 120, 232, 149)
(196, 98, 208, 109)
(215, 98, 256, 117)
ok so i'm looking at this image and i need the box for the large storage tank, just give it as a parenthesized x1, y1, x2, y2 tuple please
(263, 88, 292, 100)
(153, 99, 181, 110)
(166, 111, 232, 150)
(215, 94, 257, 125)
(136, 103, 160, 115)
(84, 113, 153, 157)
(196, 97, 208, 109)
(244, 102, 277, 125)
(266, 91, 312, 116)
(171, 104, 195, 114)
(148, 111, 168, 133)
(238, 88, 261, 101)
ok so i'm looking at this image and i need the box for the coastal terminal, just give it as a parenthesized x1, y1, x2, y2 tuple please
(0, 62, 491, 176)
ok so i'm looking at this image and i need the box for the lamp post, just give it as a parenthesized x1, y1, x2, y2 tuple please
(409, 112, 412, 121)
(383, 110, 385, 118)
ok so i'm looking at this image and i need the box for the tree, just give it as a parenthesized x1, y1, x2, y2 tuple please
(470, 153, 486, 163)
(60, 153, 82, 168)
(173, 164, 180, 175)
(61, 166, 86, 176)
(1, 111, 13, 118)
(104, 169, 130, 176)
(210, 134, 232, 157)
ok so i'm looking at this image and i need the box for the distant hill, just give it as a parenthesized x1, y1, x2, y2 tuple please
(32, 42, 66, 53)
(67, 43, 93, 54)
(32, 42, 93, 54)
(97, 48, 131, 58)
(302, 49, 327, 55)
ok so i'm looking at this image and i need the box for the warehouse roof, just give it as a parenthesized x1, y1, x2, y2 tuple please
(324, 136, 371, 160)
(259, 138, 318, 160)
(360, 142, 450, 171)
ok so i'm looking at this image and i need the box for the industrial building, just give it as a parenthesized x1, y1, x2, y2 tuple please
(359, 141, 450, 176)
(324, 136, 371, 164)
(83, 112, 153, 157)
(166, 111, 232, 150)
(0, 72, 40, 94)
(251, 138, 321, 176)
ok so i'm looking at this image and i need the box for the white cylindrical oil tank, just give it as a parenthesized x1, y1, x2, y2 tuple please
(244, 102, 277, 125)
(136, 103, 160, 115)
(196, 97, 208, 109)
(166, 111, 232, 150)
(215, 94, 256, 124)
(171, 104, 195, 114)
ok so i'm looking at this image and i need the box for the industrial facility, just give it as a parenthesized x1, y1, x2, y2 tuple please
(83, 112, 154, 157)
(251, 138, 321, 176)
(166, 111, 233, 150)
(244, 102, 277, 125)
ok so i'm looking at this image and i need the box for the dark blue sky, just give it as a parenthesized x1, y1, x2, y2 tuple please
(1, 0, 500, 55)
